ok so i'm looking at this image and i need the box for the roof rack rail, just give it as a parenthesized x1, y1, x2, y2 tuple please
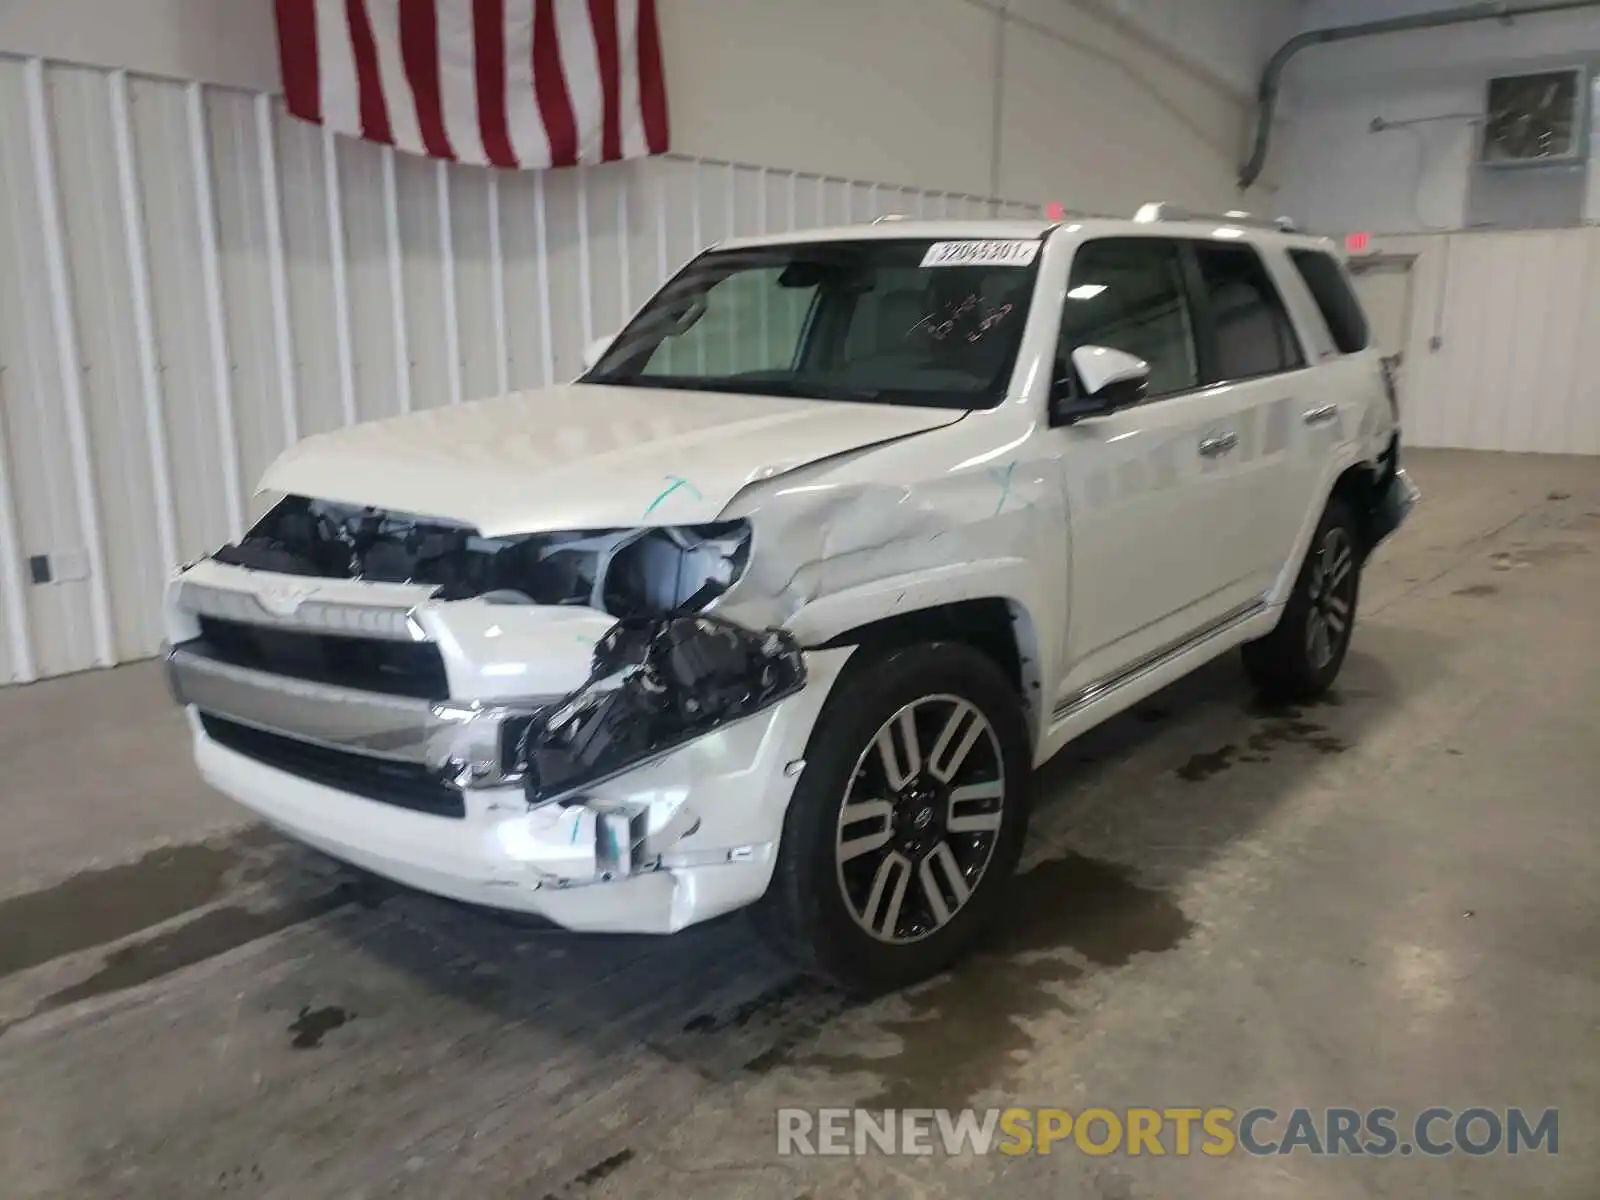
(1133, 202, 1297, 233)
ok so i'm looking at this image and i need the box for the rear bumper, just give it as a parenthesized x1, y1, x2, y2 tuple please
(1368, 465, 1420, 551)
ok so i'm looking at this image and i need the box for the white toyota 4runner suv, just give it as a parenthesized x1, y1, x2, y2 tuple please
(166, 205, 1416, 993)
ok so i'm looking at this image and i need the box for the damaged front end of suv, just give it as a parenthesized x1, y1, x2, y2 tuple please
(167, 493, 829, 919)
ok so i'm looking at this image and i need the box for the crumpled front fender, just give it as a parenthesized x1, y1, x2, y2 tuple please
(710, 451, 1066, 749)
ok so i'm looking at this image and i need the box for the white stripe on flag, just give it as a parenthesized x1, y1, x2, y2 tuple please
(436, 0, 488, 165)
(616, 0, 647, 159)
(317, 0, 361, 136)
(555, 0, 604, 165)
(502, 1, 550, 168)
(365, 0, 424, 155)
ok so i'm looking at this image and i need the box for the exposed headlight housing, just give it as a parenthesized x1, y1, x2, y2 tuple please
(514, 614, 805, 804)
(210, 495, 752, 617)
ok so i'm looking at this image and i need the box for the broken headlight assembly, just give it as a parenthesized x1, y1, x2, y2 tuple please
(210, 495, 753, 617)
(513, 614, 805, 805)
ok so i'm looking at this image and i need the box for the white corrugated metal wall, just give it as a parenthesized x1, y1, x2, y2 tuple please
(0, 55, 1036, 687)
(1375, 228, 1600, 458)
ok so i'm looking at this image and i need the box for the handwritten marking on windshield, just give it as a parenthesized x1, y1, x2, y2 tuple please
(642, 474, 705, 518)
(907, 294, 1014, 344)
(970, 304, 1013, 341)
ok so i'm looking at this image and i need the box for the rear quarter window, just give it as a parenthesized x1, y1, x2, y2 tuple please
(1289, 249, 1370, 354)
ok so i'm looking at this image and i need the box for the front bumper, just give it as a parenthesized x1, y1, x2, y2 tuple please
(184, 647, 849, 932)
(165, 558, 853, 932)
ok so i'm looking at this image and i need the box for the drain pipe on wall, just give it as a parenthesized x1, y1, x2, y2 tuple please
(1239, 0, 1600, 189)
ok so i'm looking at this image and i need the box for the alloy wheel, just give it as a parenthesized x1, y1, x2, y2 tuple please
(834, 694, 1007, 945)
(1305, 527, 1357, 671)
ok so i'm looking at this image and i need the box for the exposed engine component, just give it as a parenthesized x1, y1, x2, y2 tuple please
(212, 495, 750, 616)
(516, 615, 805, 805)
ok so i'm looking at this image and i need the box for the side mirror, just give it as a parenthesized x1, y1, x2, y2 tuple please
(582, 334, 615, 373)
(1050, 345, 1150, 426)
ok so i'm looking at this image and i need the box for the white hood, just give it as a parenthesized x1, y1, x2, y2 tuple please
(261, 383, 965, 536)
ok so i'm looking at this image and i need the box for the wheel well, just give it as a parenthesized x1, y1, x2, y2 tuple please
(1330, 462, 1373, 507)
(816, 598, 1036, 717)
(1329, 459, 1381, 559)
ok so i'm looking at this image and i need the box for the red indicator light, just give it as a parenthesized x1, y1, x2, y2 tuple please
(1345, 231, 1372, 253)
(1046, 202, 1067, 221)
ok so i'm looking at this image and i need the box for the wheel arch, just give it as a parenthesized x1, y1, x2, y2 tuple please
(1271, 437, 1394, 606)
(807, 596, 1045, 749)
(1329, 433, 1399, 560)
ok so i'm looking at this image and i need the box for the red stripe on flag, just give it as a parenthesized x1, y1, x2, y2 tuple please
(276, 0, 322, 124)
(400, 0, 455, 160)
(588, 0, 623, 163)
(346, 0, 394, 144)
(533, 0, 579, 167)
(473, 0, 518, 168)
(637, 0, 669, 154)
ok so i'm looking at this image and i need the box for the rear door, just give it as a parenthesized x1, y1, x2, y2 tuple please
(1185, 240, 1318, 599)
(1267, 246, 1396, 581)
(1049, 236, 1269, 702)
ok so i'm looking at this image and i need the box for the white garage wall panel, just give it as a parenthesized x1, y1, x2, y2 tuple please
(1393, 227, 1600, 456)
(0, 55, 1035, 687)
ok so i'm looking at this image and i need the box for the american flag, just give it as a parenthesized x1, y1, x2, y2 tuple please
(275, 0, 669, 169)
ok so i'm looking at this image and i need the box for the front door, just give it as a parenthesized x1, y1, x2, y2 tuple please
(1048, 236, 1264, 704)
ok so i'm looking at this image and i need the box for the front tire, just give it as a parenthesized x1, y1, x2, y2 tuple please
(753, 641, 1032, 995)
(1243, 496, 1362, 703)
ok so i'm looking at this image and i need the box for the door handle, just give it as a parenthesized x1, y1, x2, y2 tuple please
(1198, 432, 1238, 458)
(1304, 404, 1340, 426)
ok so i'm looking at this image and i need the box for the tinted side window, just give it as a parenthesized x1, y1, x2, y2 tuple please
(1289, 249, 1370, 354)
(1194, 244, 1306, 381)
(1060, 238, 1199, 398)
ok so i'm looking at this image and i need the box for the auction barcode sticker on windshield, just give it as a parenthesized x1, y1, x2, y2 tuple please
(920, 239, 1041, 268)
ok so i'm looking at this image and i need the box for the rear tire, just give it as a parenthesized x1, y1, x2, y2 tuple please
(752, 641, 1032, 995)
(1242, 496, 1362, 704)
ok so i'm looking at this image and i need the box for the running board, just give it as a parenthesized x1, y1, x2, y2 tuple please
(1051, 598, 1270, 722)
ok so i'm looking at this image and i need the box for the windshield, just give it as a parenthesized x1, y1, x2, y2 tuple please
(584, 237, 1042, 409)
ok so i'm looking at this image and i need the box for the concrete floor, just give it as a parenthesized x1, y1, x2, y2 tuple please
(1, 448, 1596, 1199)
